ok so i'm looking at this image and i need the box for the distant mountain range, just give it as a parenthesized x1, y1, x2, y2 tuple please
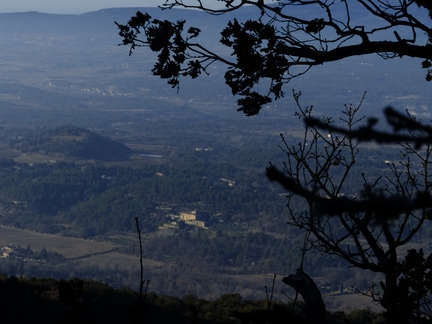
(0, 3, 391, 36)
(0, 5, 429, 123)
(0, 7, 250, 36)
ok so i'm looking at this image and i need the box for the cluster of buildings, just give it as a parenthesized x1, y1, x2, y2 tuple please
(161, 210, 214, 230)
(1, 245, 21, 258)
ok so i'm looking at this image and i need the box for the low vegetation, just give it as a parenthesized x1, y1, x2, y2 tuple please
(0, 275, 384, 323)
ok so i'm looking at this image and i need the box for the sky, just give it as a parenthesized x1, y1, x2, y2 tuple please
(0, 0, 163, 14)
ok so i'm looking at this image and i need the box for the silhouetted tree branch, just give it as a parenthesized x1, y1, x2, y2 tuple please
(306, 106, 432, 149)
(116, 0, 432, 115)
(135, 217, 149, 311)
(266, 92, 432, 322)
(117, 2, 432, 322)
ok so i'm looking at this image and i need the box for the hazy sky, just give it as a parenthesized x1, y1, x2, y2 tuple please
(0, 1, 163, 14)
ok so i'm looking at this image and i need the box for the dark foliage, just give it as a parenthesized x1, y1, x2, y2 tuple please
(116, 1, 432, 115)
(270, 104, 432, 219)
(266, 93, 432, 322)
(0, 274, 382, 323)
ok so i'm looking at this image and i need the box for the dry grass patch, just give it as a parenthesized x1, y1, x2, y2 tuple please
(100, 157, 162, 168)
(0, 148, 21, 159)
(0, 227, 113, 259)
(84, 251, 163, 270)
(13, 152, 52, 164)
(324, 293, 383, 312)
(123, 143, 166, 153)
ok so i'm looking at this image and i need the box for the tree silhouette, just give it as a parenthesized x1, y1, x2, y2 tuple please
(116, 1, 432, 322)
(116, 0, 432, 115)
(266, 92, 432, 323)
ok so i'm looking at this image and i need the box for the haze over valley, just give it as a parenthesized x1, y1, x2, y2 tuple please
(0, 6, 430, 312)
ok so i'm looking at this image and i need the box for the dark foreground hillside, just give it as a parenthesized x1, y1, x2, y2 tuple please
(0, 275, 382, 324)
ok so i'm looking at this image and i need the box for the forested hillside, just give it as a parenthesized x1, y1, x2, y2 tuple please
(9, 125, 132, 160)
(0, 119, 428, 301)
(0, 4, 430, 318)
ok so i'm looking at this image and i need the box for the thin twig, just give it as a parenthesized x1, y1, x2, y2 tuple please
(266, 274, 277, 310)
(135, 217, 148, 304)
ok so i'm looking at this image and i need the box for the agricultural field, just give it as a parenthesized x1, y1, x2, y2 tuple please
(0, 226, 114, 259)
